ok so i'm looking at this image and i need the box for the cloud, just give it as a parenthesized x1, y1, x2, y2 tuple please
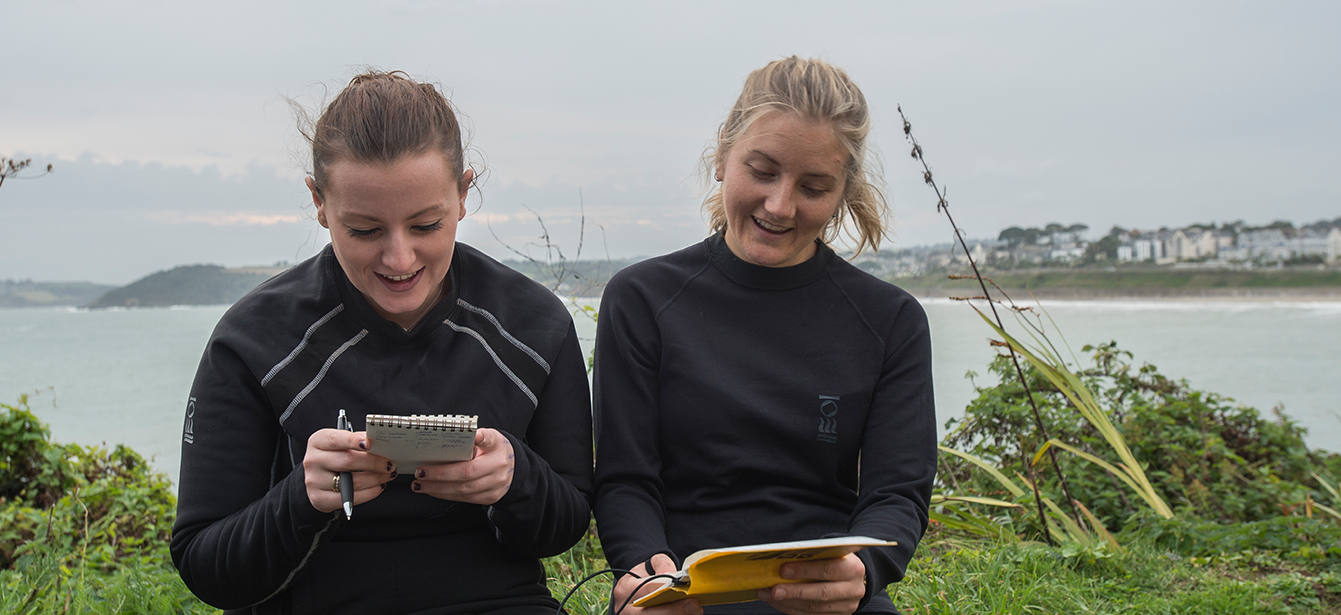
(0, 152, 713, 283)
(0, 155, 321, 283)
(4, 1, 1340, 280)
(1, 153, 307, 213)
(143, 211, 305, 226)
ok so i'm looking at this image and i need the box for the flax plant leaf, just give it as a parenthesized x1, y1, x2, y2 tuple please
(939, 445, 1026, 498)
(973, 305, 1174, 519)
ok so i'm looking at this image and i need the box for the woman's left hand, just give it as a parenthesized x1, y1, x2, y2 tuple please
(409, 428, 515, 505)
(758, 553, 866, 615)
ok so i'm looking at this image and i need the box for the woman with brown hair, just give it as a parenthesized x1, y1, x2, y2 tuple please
(594, 57, 936, 615)
(171, 71, 594, 614)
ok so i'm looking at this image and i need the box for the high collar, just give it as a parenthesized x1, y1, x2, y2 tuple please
(703, 232, 832, 291)
(326, 244, 462, 342)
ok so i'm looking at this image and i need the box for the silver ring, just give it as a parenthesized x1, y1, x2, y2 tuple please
(331, 474, 341, 492)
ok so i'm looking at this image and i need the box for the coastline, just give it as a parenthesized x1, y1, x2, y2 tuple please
(902, 286, 1341, 302)
(886, 266, 1341, 302)
(6, 286, 1341, 309)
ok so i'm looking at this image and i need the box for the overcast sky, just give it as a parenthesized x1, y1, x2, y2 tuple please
(2, 0, 1338, 284)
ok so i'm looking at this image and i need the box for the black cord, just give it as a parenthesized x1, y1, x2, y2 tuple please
(552, 567, 681, 615)
(556, 568, 630, 615)
(613, 573, 681, 615)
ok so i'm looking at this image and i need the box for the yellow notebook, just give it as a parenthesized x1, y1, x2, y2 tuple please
(632, 536, 896, 607)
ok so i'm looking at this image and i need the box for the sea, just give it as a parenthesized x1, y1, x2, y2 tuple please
(2, 298, 1339, 488)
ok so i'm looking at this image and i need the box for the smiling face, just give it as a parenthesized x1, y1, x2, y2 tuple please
(718, 112, 848, 268)
(309, 151, 472, 329)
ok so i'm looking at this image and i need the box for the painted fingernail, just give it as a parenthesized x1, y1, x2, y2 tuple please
(389, 471, 398, 480)
(357, 440, 368, 451)
(387, 462, 394, 472)
(412, 482, 422, 492)
(416, 469, 426, 479)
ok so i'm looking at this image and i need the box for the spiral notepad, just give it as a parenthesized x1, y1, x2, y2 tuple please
(365, 414, 478, 469)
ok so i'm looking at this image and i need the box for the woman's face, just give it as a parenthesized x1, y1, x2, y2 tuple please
(309, 151, 471, 329)
(718, 112, 848, 268)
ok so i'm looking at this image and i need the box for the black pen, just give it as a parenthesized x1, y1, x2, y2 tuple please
(337, 409, 354, 520)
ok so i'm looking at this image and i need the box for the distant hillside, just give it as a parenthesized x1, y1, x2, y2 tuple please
(13, 255, 628, 312)
(0, 280, 117, 307)
(88, 265, 278, 308)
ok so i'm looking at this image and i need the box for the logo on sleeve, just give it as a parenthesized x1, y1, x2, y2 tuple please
(816, 395, 839, 444)
(183, 397, 196, 444)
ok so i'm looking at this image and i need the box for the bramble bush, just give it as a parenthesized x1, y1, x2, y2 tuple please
(1, 395, 177, 571)
(940, 342, 1341, 529)
(0, 395, 207, 613)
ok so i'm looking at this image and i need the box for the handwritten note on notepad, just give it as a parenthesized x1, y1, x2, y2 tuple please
(365, 414, 478, 469)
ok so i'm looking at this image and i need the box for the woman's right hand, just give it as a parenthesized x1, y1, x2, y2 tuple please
(303, 428, 396, 513)
(611, 554, 702, 615)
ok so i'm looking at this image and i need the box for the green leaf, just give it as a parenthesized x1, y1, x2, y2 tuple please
(973, 306, 1174, 519)
(932, 495, 1024, 509)
(939, 445, 1026, 498)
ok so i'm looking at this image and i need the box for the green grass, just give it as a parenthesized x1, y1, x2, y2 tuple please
(0, 556, 215, 614)
(545, 527, 615, 615)
(893, 533, 1339, 614)
(537, 525, 1341, 615)
(2, 512, 1338, 614)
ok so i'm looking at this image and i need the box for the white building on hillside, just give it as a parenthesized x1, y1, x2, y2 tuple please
(1116, 232, 1168, 263)
(1292, 227, 1334, 261)
(1137, 236, 1164, 261)
(1112, 223, 1338, 265)
(1237, 228, 1291, 261)
(1170, 228, 1218, 260)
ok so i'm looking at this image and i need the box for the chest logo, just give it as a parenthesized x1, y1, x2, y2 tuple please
(816, 395, 839, 444)
(183, 397, 196, 445)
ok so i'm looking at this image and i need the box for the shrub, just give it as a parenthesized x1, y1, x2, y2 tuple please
(2, 396, 176, 571)
(940, 343, 1341, 529)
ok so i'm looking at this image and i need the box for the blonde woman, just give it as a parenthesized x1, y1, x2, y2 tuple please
(594, 57, 935, 615)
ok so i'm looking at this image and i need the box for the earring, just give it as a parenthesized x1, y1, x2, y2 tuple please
(714, 171, 723, 182)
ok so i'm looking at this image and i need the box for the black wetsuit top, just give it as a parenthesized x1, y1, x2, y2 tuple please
(172, 243, 593, 614)
(593, 234, 935, 614)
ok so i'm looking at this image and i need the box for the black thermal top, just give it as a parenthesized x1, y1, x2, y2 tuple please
(171, 243, 594, 615)
(593, 234, 936, 614)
